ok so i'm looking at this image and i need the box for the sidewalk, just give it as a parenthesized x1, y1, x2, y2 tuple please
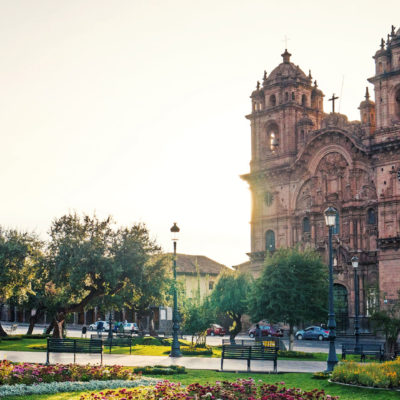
(0, 350, 326, 373)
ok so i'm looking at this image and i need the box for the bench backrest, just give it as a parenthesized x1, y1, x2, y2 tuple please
(222, 344, 278, 360)
(48, 338, 102, 353)
(342, 342, 383, 351)
(222, 345, 251, 359)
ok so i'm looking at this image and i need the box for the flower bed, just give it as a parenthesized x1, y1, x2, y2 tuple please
(80, 378, 338, 399)
(0, 360, 135, 385)
(331, 358, 400, 388)
(133, 365, 186, 375)
(0, 378, 158, 398)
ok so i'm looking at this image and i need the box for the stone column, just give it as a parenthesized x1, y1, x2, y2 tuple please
(73, 312, 77, 325)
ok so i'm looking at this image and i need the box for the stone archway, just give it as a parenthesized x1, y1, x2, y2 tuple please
(334, 283, 349, 333)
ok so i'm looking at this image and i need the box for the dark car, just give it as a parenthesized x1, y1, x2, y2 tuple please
(248, 324, 283, 338)
(206, 324, 226, 336)
(295, 326, 329, 341)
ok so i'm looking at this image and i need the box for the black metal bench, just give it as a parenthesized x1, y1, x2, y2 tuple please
(91, 334, 132, 354)
(46, 338, 103, 364)
(221, 344, 278, 372)
(342, 342, 384, 362)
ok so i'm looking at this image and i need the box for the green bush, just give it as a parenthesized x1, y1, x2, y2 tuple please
(0, 336, 23, 341)
(133, 365, 186, 375)
(132, 336, 164, 346)
(312, 371, 331, 380)
(278, 350, 315, 359)
(180, 345, 213, 356)
(23, 334, 51, 339)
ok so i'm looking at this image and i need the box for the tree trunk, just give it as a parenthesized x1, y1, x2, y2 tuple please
(46, 320, 56, 335)
(229, 315, 242, 343)
(288, 323, 294, 351)
(26, 309, 44, 335)
(0, 322, 8, 337)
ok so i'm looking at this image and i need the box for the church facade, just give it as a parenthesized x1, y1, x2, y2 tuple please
(241, 26, 400, 331)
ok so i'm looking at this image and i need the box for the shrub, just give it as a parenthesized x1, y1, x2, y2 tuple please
(332, 358, 400, 388)
(278, 350, 315, 359)
(132, 336, 164, 346)
(312, 371, 331, 380)
(180, 345, 212, 356)
(133, 365, 186, 375)
(0, 336, 22, 341)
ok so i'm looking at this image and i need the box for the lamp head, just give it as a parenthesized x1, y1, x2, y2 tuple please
(170, 222, 180, 241)
(351, 255, 359, 269)
(324, 206, 337, 227)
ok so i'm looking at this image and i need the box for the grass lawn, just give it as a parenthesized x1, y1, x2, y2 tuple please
(1, 370, 399, 400)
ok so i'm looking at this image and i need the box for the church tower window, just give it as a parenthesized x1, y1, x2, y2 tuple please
(285, 92, 289, 101)
(265, 230, 275, 251)
(302, 94, 307, 106)
(367, 208, 377, 225)
(291, 92, 295, 100)
(303, 217, 310, 233)
(395, 87, 400, 118)
(270, 94, 276, 107)
(333, 211, 340, 235)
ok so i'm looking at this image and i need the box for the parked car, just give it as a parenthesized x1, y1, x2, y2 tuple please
(295, 326, 329, 341)
(248, 324, 283, 338)
(206, 324, 226, 336)
(88, 321, 110, 331)
(113, 322, 139, 334)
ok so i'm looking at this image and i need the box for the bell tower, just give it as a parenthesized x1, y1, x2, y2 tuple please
(368, 26, 400, 129)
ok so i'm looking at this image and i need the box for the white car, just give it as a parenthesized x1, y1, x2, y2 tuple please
(88, 321, 110, 331)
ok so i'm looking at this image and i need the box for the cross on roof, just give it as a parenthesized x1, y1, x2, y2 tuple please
(328, 93, 339, 113)
(282, 35, 290, 50)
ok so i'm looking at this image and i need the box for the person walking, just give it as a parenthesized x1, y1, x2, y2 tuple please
(255, 323, 262, 341)
(97, 319, 104, 337)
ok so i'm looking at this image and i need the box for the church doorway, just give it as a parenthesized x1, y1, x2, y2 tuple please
(334, 284, 349, 333)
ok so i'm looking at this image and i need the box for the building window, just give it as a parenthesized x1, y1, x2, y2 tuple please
(264, 191, 274, 206)
(285, 92, 289, 101)
(302, 94, 307, 106)
(265, 230, 275, 251)
(270, 94, 276, 107)
(291, 92, 295, 100)
(367, 208, 376, 225)
(209, 281, 214, 290)
(303, 217, 310, 233)
(332, 211, 340, 235)
(395, 87, 400, 118)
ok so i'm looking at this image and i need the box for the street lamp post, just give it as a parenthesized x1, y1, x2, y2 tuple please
(351, 255, 360, 352)
(170, 222, 182, 357)
(324, 206, 338, 372)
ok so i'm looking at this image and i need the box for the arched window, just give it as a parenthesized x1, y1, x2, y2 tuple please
(270, 94, 276, 107)
(367, 208, 376, 225)
(395, 87, 400, 118)
(303, 217, 310, 233)
(266, 122, 279, 153)
(302, 94, 307, 106)
(285, 92, 289, 101)
(291, 92, 295, 100)
(300, 129, 305, 142)
(332, 211, 340, 235)
(265, 230, 275, 252)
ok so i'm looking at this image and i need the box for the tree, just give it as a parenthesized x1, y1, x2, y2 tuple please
(210, 270, 252, 341)
(247, 247, 328, 350)
(182, 297, 214, 346)
(0, 228, 43, 336)
(45, 213, 163, 337)
(370, 290, 400, 356)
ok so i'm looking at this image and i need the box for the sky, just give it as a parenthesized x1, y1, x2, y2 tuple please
(0, 0, 399, 267)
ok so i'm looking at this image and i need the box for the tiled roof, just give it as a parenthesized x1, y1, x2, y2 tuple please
(174, 253, 227, 276)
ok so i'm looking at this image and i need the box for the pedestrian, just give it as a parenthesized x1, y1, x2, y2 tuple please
(97, 319, 104, 337)
(255, 323, 262, 341)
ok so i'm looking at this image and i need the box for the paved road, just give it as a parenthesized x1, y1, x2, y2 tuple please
(0, 350, 326, 373)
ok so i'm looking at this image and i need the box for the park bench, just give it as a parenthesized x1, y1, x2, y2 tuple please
(91, 333, 133, 354)
(342, 342, 384, 362)
(6, 324, 18, 333)
(46, 338, 103, 364)
(221, 344, 278, 372)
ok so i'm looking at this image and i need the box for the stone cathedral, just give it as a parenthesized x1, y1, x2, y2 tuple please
(241, 26, 400, 330)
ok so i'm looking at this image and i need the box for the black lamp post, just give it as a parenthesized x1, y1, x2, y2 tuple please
(170, 222, 182, 357)
(324, 206, 338, 372)
(351, 255, 360, 352)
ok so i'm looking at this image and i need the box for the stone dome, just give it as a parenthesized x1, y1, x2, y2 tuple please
(265, 50, 308, 84)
